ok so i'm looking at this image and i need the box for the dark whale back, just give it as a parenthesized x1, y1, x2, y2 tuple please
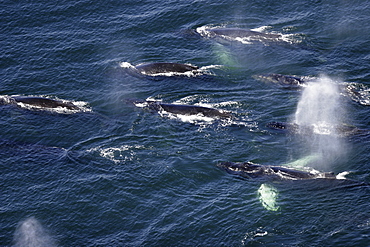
(147, 102, 232, 118)
(208, 28, 281, 39)
(11, 96, 80, 110)
(135, 63, 198, 75)
(217, 161, 335, 180)
(253, 74, 308, 87)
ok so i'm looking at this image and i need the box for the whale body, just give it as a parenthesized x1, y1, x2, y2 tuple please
(121, 62, 201, 78)
(196, 27, 284, 44)
(133, 100, 233, 119)
(217, 161, 336, 180)
(0, 96, 80, 111)
(253, 73, 370, 106)
(266, 121, 363, 136)
(253, 73, 313, 87)
(204, 28, 281, 39)
(135, 63, 198, 75)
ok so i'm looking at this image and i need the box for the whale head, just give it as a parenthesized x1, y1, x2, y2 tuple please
(217, 161, 264, 178)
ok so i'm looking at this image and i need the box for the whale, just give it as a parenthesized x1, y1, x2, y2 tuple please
(204, 28, 281, 39)
(196, 27, 284, 44)
(218, 161, 370, 189)
(252, 73, 314, 87)
(135, 63, 198, 74)
(253, 73, 370, 105)
(217, 161, 336, 180)
(120, 62, 201, 78)
(132, 100, 233, 119)
(266, 121, 363, 136)
(0, 96, 81, 111)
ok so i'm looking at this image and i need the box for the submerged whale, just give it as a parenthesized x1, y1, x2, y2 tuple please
(132, 100, 233, 119)
(253, 73, 313, 87)
(0, 95, 81, 111)
(196, 27, 285, 44)
(204, 28, 281, 39)
(120, 62, 201, 78)
(253, 73, 370, 105)
(217, 161, 336, 180)
(266, 121, 363, 136)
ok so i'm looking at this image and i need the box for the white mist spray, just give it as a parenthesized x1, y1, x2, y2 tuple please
(293, 75, 346, 169)
(13, 217, 57, 247)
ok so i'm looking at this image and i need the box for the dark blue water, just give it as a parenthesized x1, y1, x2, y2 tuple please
(1, 1, 370, 246)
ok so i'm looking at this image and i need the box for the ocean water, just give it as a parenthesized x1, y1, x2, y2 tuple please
(1, 0, 370, 246)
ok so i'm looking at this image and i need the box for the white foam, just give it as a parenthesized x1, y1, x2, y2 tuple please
(336, 171, 350, 180)
(251, 26, 272, 32)
(119, 62, 135, 68)
(133, 102, 149, 108)
(89, 145, 146, 164)
(158, 110, 215, 124)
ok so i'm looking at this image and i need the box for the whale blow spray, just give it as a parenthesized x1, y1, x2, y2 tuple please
(13, 217, 57, 247)
(294, 75, 346, 169)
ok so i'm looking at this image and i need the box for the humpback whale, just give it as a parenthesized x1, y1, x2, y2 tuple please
(135, 63, 198, 74)
(253, 73, 370, 105)
(133, 100, 233, 119)
(0, 95, 81, 111)
(196, 27, 285, 44)
(120, 62, 202, 78)
(217, 161, 336, 180)
(205, 28, 281, 39)
(252, 73, 313, 87)
(266, 121, 363, 136)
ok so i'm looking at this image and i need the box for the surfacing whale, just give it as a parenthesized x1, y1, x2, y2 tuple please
(0, 95, 81, 111)
(266, 121, 363, 136)
(196, 27, 285, 44)
(120, 62, 202, 78)
(217, 161, 336, 180)
(253, 73, 370, 105)
(132, 100, 233, 119)
(205, 28, 281, 39)
(252, 73, 314, 87)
